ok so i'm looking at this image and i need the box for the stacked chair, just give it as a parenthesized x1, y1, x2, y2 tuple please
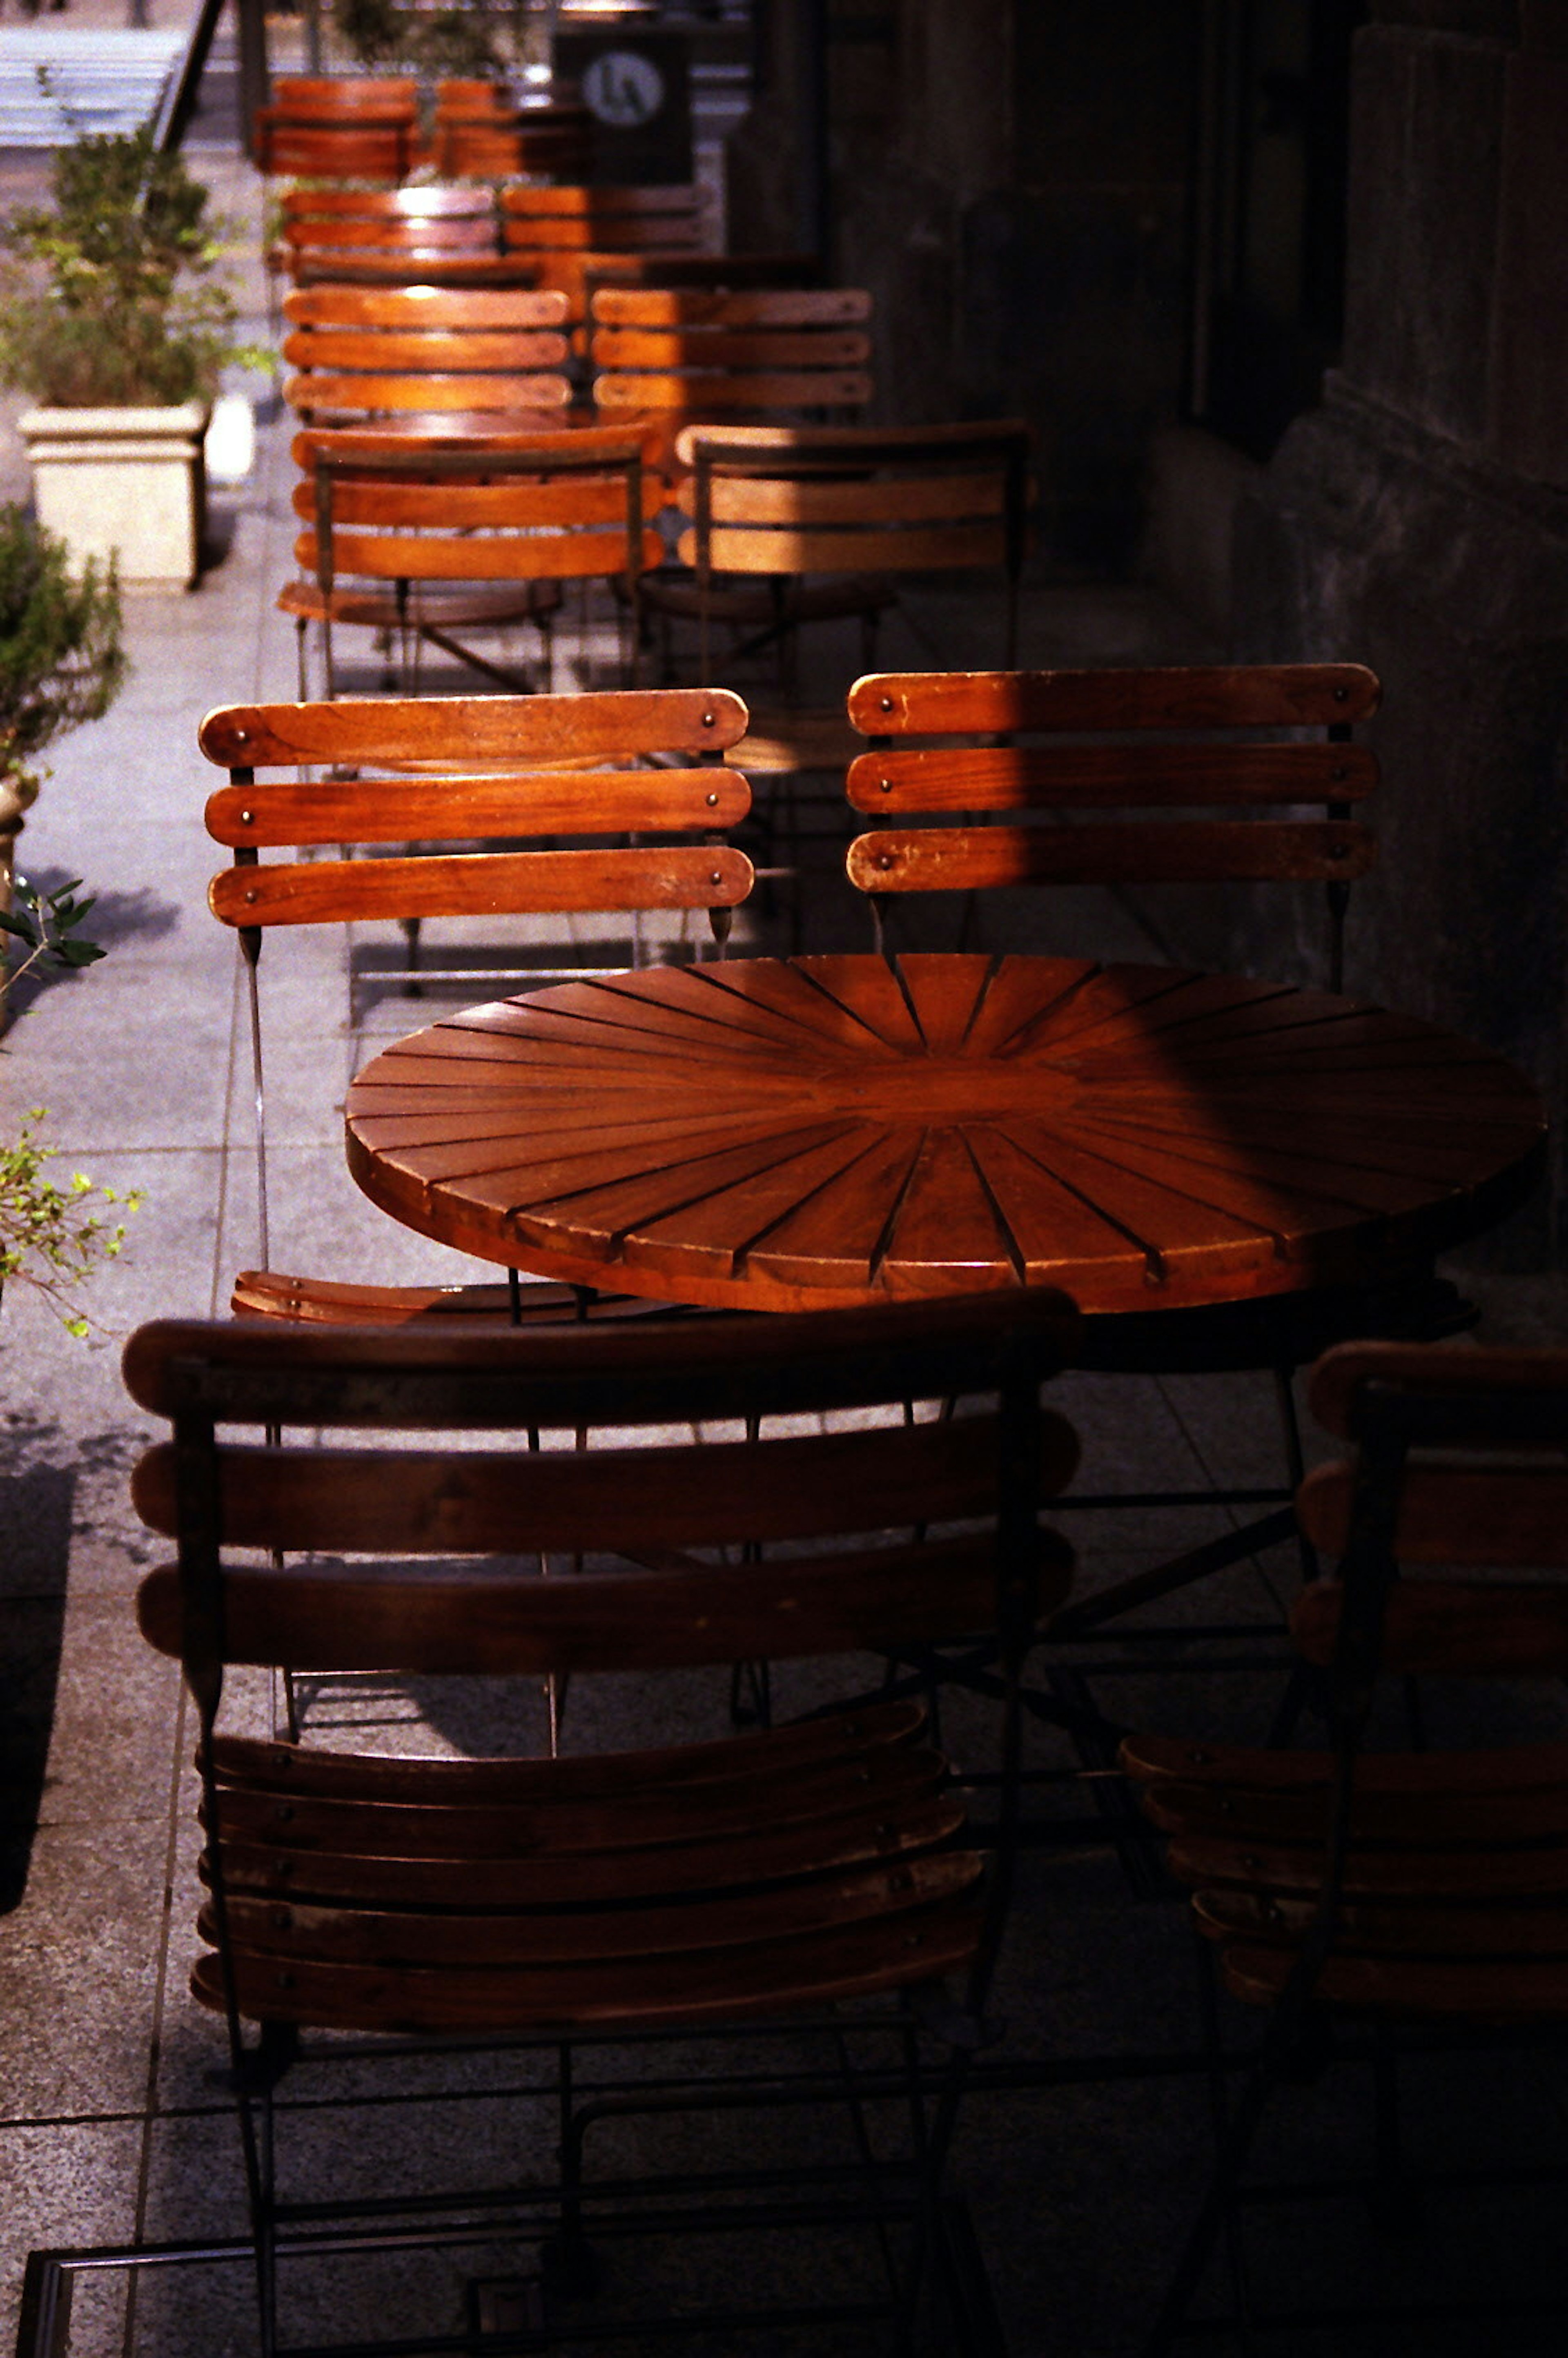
(431, 80, 595, 179)
(254, 74, 422, 181)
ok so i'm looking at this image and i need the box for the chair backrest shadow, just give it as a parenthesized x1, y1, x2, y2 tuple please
(198, 689, 753, 1274)
(281, 284, 572, 424)
(432, 83, 595, 178)
(282, 423, 661, 697)
(844, 661, 1379, 972)
(122, 1294, 1078, 2350)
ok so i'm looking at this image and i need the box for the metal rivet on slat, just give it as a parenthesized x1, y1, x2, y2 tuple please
(271, 1906, 293, 1930)
(879, 778, 892, 793)
(1186, 1749, 1210, 1766)
(701, 710, 716, 727)
(276, 1971, 295, 1989)
(274, 1801, 294, 1822)
(875, 853, 895, 872)
(705, 791, 718, 807)
(1333, 685, 1349, 700)
(1241, 1854, 1260, 1871)
(245, 888, 260, 905)
(880, 696, 894, 713)
(710, 870, 722, 887)
(240, 809, 255, 825)
(1329, 767, 1346, 783)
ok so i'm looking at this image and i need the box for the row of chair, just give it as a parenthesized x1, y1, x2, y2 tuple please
(115, 1270, 1568, 2354)
(255, 74, 596, 181)
(201, 665, 1377, 1329)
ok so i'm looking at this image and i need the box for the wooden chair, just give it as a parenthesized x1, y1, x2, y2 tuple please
(840, 662, 1463, 1785)
(280, 421, 659, 697)
(1124, 1341, 1568, 2351)
(198, 689, 751, 1326)
(280, 283, 572, 426)
(844, 661, 1377, 973)
(432, 82, 595, 179)
(500, 181, 714, 330)
(255, 77, 422, 182)
(581, 249, 825, 312)
(664, 423, 1032, 912)
(123, 1290, 1079, 2358)
(268, 184, 506, 331)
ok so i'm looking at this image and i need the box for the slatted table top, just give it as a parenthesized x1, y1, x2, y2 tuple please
(345, 954, 1546, 1317)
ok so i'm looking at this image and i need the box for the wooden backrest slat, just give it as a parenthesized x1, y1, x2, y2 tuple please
(285, 286, 567, 329)
(845, 821, 1376, 895)
(134, 1411, 1043, 1553)
(198, 691, 748, 768)
(584, 253, 822, 296)
(283, 329, 570, 373)
(291, 421, 648, 471)
(273, 76, 420, 111)
(848, 663, 1381, 736)
(285, 371, 574, 416)
(846, 743, 1379, 813)
(707, 473, 1009, 531)
(281, 185, 493, 222)
(591, 287, 870, 330)
(1307, 1340, 1568, 1439)
(501, 183, 710, 220)
(208, 844, 753, 929)
(292, 522, 649, 583)
(1292, 1580, 1568, 1679)
(206, 769, 752, 849)
(289, 254, 540, 292)
(591, 327, 873, 372)
(1298, 1460, 1568, 1565)
(279, 220, 497, 253)
(677, 522, 1009, 578)
(289, 475, 637, 531)
(137, 1532, 1073, 1676)
(598, 369, 873, 415)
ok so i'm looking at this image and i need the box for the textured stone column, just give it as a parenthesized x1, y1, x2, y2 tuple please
(1230, 0, 1568, 1255)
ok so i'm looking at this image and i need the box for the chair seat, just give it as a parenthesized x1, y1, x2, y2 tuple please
(193, 1700, 981, 2033)
(231, 1268, 683, 1327)
(278, 579, 563, 629)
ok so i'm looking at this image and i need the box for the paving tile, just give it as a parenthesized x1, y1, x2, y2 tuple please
(0, 2119, 143, 2357)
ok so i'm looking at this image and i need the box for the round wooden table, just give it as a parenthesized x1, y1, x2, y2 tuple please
(344, 954, 1546, 1317)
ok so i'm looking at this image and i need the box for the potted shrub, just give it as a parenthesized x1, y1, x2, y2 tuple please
(0, 501, 123, 971)
(0, 125, 254, 588)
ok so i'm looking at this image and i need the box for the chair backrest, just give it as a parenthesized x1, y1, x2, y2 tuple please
(278, 184, 501, 256)
(127, 1290, 1080, 1692)
(282, 285, 572, 419)
(675, 419, 1033, 680)
(256, 82, 422, 182)
(844, 661, 1379, 984)
(591, 286, 873, 422)
(199, 689, 753, 942)
(432, 91, 595, 181)
(1126, 1342, 1568, 2022)
(1295, 1343, 1568, 1680)
(500, 185, 714, 327)
(289, 427, 663, 611)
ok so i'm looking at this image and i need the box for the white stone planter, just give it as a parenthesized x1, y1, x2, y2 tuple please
(18, 402, 209, 590)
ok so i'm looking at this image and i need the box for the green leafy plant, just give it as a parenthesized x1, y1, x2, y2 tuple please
(0, 124, 254, 408)
(0, 876, 108, 985)
(411, 8, 507, 79)
(0, 1109, 139, 1338)
(333, 0, 411, 67)
(0, 503, 124, 805)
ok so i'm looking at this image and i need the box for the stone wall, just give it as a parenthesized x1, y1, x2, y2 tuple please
(726, 0, 1198, 569)
(1230, 0, 1568, 1255)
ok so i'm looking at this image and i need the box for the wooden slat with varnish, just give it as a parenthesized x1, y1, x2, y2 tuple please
(283, 330, 569, 372)
(284, 286, 566, 329)
(192, 1901, 982, 2031)
(136, 1529, 1075, 1673)
(132, 1409, 1062, 1551)
(599, 369, 872, 415)
(208, 843, 754, 929)
(846, 742, 1377, 811)
(281, 185, 493, 221)
(199, 689, 749, 767)
(846, 820, 1376, 893)
(285, 371, 573, 416)
(280, 219, 498, 252)
(591, 328, 872, 371)
(676, 521, 1001, 575)
(591, 288, 870, 329)
(504, 218, 708, 254)
(290, 476, 636, 530)
(1290, 1577, 1568, 1677)
(848, 662, 1381, 736)
(206, 768, 751, 848)
(293, 524, 644, 583)
(704, 474, 1008, 530)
